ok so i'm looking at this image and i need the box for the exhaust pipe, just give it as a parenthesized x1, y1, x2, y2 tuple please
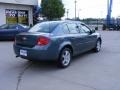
(16, 55, 19, 58)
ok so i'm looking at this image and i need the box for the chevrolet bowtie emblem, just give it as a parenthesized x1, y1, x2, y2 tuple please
(23, 37, 27, 40)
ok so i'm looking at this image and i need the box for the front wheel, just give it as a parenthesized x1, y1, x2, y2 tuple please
(93, 40, 101, 52)
(57, 48, 72, 68)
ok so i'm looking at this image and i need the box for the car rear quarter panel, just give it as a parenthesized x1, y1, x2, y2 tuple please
(50, 35, 74, 56)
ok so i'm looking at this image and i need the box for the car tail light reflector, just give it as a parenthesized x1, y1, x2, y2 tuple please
(37, 37, 50, 46)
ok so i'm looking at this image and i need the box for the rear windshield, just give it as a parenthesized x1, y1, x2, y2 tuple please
(29, 22, 59, 33)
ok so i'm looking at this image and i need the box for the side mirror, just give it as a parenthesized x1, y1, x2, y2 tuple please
(95, 27, 98, 30)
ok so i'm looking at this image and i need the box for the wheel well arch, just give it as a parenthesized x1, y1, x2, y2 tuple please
(60, 45, 73, 55)
(97, 37, 102, 44)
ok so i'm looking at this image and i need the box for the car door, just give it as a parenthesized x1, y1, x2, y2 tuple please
(8, 24, 19, 37)
(67, 23, 84, 55)
(80, 24, 97, 51)
(17, 25, 27, 33)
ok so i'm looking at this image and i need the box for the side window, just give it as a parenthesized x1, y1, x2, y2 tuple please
(53, 24, 69, 35)
(81, 24, 91, 33)
(62, 24, 70, 34)
(53, 25, 64, 35)
(67, 23, 79, 34)
(9, 25, 17, 29)
(78, 24, 85, 33)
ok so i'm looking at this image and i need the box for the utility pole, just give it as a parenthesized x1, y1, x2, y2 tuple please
(75, 0, 77, 20)
(78, 9, 81, 19)
(67, 9, 69, 19)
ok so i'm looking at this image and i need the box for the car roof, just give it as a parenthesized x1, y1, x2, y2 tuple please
(40, 20, 84, 25)
(1, 23, 28, 26)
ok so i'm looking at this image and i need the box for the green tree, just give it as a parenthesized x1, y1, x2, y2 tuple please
(41, 0, 65, 20)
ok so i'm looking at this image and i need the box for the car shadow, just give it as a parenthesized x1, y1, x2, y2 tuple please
(25, 50, 95, 71)
(72, 50, 95, 62)
(9, 50, 98, 75)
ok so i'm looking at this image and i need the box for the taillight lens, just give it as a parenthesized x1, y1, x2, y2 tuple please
(37, 37, 50, 46)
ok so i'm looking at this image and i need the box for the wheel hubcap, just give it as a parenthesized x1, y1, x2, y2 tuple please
(62, 50, 71, 66)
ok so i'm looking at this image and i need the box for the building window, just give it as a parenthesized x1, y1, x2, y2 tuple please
(5, 9, 29, 25)
(5, 9, 18, 24)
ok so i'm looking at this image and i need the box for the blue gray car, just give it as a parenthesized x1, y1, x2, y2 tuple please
(14, 21, 102, 68)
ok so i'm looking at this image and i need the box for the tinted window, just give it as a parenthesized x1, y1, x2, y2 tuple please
(29, 22, 58, 33)
(19, 24, 29, 29)
(62, 24, 69, 34)
(78, 24, 86, 33)
(53, 24, 69, 35)
(53, 24, 64, 35)
(9, 24, 17, 29)
(67, 23, 79, 34)
(81, 24, 91, 33)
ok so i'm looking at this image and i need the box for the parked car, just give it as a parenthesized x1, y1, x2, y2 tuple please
(0, 24, 30, 40)
(14, 21, 102, 68)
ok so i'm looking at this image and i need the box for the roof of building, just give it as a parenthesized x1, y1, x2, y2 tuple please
(0, 0, 38, 5)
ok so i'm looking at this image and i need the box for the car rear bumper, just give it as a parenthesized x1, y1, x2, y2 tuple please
(13, 44, 59, 61)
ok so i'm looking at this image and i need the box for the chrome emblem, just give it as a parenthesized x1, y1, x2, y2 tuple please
(23, 37, 27, 40)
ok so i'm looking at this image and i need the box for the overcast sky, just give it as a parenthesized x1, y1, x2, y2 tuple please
(38, 0, 120, 19)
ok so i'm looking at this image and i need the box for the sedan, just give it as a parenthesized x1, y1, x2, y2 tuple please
(14, 21, 102, 68)
(0, 24, 30, 40)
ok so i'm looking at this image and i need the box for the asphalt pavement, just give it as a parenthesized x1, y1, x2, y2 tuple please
(0, 31, 120, 90)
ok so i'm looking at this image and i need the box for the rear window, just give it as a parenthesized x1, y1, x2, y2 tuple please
(29, 22, 58, 33)
(67, 23, 79, 34)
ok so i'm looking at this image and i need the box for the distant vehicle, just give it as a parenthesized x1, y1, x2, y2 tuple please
(0, 24, 30, 40)
(14, 21, 102, 68)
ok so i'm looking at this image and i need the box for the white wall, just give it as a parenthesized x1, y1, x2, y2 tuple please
(0, 0, 38, 5)
(0, 3, 33, 26)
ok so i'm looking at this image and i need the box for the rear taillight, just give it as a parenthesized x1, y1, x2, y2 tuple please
(37, 37, 50, 46)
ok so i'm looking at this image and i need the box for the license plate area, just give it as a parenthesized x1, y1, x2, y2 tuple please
(20, 50, 27, 56)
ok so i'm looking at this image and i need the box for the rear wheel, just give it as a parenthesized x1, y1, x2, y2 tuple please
(93, 40, 101, 52)
(57, 48, 72, 68)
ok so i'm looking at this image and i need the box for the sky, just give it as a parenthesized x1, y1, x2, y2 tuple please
(38, 0, 120, 19)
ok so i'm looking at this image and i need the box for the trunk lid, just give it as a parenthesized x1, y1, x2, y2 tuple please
(15, 32, 50, 48)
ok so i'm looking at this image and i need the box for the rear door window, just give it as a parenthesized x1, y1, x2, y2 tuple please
(62, 24, 70, 34)
(67, 23, 79, 34)
(53, 24, 69, 35)
(9, 24, 17, 29)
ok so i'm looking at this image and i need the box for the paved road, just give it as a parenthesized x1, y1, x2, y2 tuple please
(0, 31, 120, 90)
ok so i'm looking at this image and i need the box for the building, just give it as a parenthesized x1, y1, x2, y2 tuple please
(0, 0, 38, 26)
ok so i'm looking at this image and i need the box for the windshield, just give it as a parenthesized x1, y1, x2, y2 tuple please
(0, 24, 8, 29)
(29, 22, 59, 33)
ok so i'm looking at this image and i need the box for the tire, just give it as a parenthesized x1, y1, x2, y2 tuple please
(93, 40, 101, 52)
(57, 48, 72, 68)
